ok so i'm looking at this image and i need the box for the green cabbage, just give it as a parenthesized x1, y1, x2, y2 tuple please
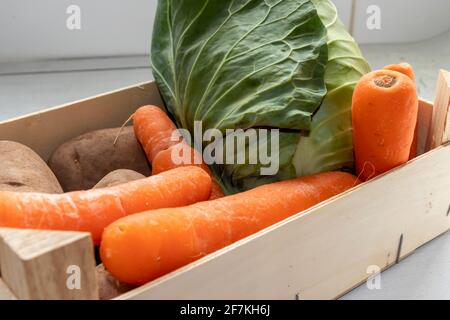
(151, 0, 370, 194)
(152, 0, 328, 130)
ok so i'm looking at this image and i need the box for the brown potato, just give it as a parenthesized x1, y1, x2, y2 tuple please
(93, 169, 146, 189)
(48, 127, 151, 192)
(0, 141, 63, 193)
(96, 264, 135, 300)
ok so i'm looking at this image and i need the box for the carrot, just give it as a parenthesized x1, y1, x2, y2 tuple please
(352, 69, 418, 181)
(133, 106, 179, 162)
(0, 166, 211, 245)
(152, 143, 224, 199)
(100, 171, 359, 285)
(384, 63, 416, 81)
(209, 182, 226, 200)
(151, 142, 209, 174)
(133, 105, 225, 199)
(383, 63, 418, 159)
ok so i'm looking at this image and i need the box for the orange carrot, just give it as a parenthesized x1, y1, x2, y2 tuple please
(0, 166, 211, 245)
(133, 105, 225, 199)
(352, 69, 418, 181)
(384, 63, 416, 81)
(151, 142, 209, 174)
(133, 106, 179, 162)
(383, 63, 418, 159)
(100, 171, 359, 285)
(152, 143, 224, 199)
(209, 182, 226, 200)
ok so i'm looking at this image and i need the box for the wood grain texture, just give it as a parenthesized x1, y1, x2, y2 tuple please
(0, 278, 16, 300)
(443, 71, 450, 143)
(0, 228, 98, 300)
(416, 100, 434, 155)
(118, 144, 450, 300)
(426, 70, 450, 150)
(341, 231, 450, 300)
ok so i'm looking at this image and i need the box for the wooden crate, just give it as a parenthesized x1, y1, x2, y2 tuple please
(0, 70, 449, 300)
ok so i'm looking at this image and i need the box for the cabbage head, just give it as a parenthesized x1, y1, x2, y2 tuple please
(151, 0, 371, 194)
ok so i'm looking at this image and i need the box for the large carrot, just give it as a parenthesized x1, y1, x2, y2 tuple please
(101, 171, 359, 285)
(352, 69, 418, 181)
(133, 105, 225, 199)
(0, 166, 211, 245)
(383, 63, 418, 159)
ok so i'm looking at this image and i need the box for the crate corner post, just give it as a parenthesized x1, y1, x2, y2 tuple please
(426, 69, 450, 150)
(0, 228, 99, 300)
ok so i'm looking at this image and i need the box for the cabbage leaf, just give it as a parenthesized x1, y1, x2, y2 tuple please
(151, 0, 328, 135)
(293, 0, 371, 176)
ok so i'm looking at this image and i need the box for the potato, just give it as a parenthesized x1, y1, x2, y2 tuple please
(49, 127, 151, 191)
(0, 141, 63, 193)
(96, 264, 135, 300)
(93, 169, 145, 189)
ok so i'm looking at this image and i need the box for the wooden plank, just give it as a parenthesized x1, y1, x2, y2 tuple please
(0, 228, 98, 300)
(0, 81, 160, 161)
(426, 70, 450, 150)
(118, 144, 450, 300)
(416, 100, 434, 156)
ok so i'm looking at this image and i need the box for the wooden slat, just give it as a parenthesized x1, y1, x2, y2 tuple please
(426, 70, 450, 150)
(0, 228, 98, 300)
(118, 144, 450, 300)
(416, 100, 434, 156)
(0, 81, 161, 161)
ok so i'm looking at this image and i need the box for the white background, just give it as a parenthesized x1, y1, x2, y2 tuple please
(0, 0, 450, 63)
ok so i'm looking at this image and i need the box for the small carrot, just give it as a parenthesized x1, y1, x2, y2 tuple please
(0, 166, 211, 245)
(133, 106, 179, 162)
(352, 69, 418, 181)
(383, 63, 418, 159)
(151, 142, 209, 174)
(133, 105, 225, 199)
(100, 171, 359, 285)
